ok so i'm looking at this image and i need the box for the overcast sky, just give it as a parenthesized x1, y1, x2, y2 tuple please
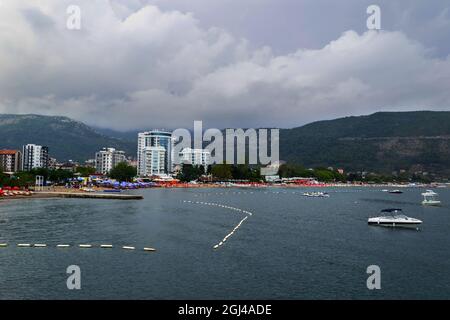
(0, 0, 449, 130)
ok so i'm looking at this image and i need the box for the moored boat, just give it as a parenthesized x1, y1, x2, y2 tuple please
(421, 190, 441, 206)
(368, 209, 422, 228)
(302, 192, 330, 198)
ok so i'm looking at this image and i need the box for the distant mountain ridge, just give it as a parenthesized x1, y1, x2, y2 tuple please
(1, 111, 449, 176)
(280, 111, 450, 176)
(0, 114, 136, 162)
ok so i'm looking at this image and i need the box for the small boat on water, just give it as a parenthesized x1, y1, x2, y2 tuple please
(303, 192, 330, 198)
(368, 209, 422, 228)
(389, 189, 403, 194)
(421, 190, 441, 206)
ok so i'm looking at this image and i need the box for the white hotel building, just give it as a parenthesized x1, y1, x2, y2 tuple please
(95, 147, 126, 175)
(141, 146, 166, 176)
(137, 130, 174, 177)
(179, 148, 211, 167)
(22, 144, 49, 171)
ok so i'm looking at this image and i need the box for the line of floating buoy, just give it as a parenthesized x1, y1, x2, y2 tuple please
(0, 243, 156, 252)
(183, 200, 253, 250)
(79, 244, 93, 248)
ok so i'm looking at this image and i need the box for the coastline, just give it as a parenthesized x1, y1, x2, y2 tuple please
(0, 192, 143, 201)
(1, 183, 446, 204)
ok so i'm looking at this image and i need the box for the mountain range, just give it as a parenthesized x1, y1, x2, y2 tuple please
(0, 114, 135, 161)
(280, 111, 450, 176)
(1, 111, 449, 176)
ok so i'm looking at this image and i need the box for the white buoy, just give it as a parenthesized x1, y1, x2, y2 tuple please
(122, 246, 135, 250)
(57, 244, 70, 248)
(100, 244, 113, 248)
(79, 244, 93, 248)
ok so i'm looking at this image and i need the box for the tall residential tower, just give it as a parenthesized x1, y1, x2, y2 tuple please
(137, 130, 173, 177)
(22, 144, 49, 171)
(0, 150, 22, 173)
(95, 147, 126, 175)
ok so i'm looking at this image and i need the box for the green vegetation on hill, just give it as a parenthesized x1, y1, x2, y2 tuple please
(280, 111, 450, 177)
(278, 164, 345, 182)
(0, 114, 136, 161)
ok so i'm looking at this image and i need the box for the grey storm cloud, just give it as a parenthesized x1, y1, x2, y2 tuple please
(0, 0, 449, 130)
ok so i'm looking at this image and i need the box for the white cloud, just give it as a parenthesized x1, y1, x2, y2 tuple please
(0, 1, 449, 130)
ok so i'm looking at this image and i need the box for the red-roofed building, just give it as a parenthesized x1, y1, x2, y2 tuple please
(0, 150, 22, 173)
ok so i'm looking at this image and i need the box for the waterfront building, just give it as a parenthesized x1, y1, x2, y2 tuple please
(265, 175, 281, 183)
(137, 130, 173, 176)
(0, 150, 22, 173)
(57, 162, 78, 172)
(141, 146, 166, 176)
(260, 160, 284, 176)
(179, 148, 210, 167)
(127, 159, 138, 168)
(22, 144, 49, 171)
(84, 159, 96, 168)
(48, 157, 58, 170)
(95, 147, 126, 175)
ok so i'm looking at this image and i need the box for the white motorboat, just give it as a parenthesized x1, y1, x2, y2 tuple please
(303, 192, 330, 198)
(421, 190, 441, 206)
(368, 209, 422, 228)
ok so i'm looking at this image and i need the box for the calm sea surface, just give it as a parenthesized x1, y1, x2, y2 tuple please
(0, 187, 449, 299)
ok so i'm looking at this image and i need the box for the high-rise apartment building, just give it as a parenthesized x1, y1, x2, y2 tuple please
(137, 130, 173, 176)
(0, 150, 22, 173)
(141, 146, 166, 176)
(22, 144, 49, 171)
(95, 147, 126, 175)
(179, 148, 210, 167)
